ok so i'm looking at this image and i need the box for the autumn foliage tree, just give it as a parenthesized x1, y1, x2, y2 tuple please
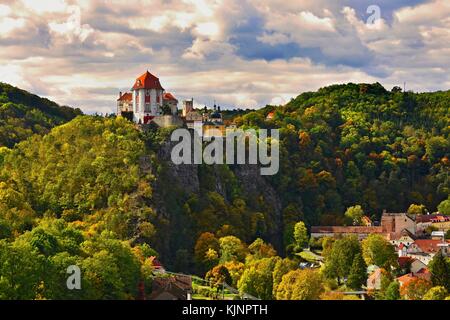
(275, 269, 324, 300)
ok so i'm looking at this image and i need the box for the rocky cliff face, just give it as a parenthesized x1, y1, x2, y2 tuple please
(146, 136, 284, 262)
(233, 164, 283, 249)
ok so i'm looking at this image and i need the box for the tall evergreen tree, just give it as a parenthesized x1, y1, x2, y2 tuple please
(428, 251, 450, 290)
(384, 281, 400, 300)
(347, 253, 367, 290)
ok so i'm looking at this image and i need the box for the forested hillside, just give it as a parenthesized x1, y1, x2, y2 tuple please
(236, 83, 450, 227)
(0, 83, 82, 147)
(0, 83, 448, 299)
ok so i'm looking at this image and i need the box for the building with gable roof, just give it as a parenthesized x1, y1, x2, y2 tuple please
(117, 70, 179, 125)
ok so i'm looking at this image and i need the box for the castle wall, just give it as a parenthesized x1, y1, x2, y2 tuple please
(152, 115, 184, 128)
(381, 212, 415, 238)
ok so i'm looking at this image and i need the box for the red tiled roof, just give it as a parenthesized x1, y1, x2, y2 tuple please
(413, 239, 450, 253)
(311, 226, 384, 234)
(397, 273, 416, 286)
(117, 92, 132, 102)
(163, 92, 178, 102)
(415, 214, 450, 223)
(415, 268, 430, 275)
(151, 256, 163, 268)
(397, 268, 432, 284)
(132, 70, 164, 91)
(266, 111, 275, 119)
(431, 215, 450, 222)
(398, 256, 412, 268)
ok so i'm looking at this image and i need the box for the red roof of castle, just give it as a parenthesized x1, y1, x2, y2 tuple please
(117, 92, 132, 102)
(132, 70, 164, 91)
(163, 92, 178, 102)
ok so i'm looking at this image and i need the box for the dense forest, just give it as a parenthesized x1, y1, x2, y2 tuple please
(0, 83, 82, 148)
(236, 83, 449, 225)
(0, 82, 449, 299)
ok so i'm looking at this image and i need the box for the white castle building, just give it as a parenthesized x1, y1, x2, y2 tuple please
(117, 70, 178, 124)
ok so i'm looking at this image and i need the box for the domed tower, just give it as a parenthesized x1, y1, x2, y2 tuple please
(131, 70, 165, 124)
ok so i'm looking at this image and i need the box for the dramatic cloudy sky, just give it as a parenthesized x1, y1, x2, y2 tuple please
(0, 0, 449, 113)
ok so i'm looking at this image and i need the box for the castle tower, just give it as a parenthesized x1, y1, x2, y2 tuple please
(131, 70, 165, 124)
(182, 98, 194, 117)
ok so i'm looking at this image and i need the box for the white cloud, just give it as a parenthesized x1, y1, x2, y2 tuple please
(195, 22, 220, 38)
(48, 6, 94, 43)
(0, 0, 448, 113)
(0, 17, 26, 36)
(0, 4, 11, 16)
(395, 0, 450, 24)
(21, 0, 68, 14)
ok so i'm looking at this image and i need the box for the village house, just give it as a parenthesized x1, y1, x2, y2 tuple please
(397, 268, 431, 289)
(403, 239, 450, 265)
(415, 214, 450, 235)
(149, 275, 193, 300)
(391, 229, 416, 248)
(367, 268, 383, 290)
(398, 256, 427, 274)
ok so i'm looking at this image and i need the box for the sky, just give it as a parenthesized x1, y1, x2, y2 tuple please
(0, 0, 449, 113)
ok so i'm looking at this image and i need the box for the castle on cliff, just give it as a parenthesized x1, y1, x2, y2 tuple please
(117, 70, 230, 134)
(117, 70, 180, 125)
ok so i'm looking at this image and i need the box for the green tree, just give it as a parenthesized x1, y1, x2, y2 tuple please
(247, 238, 277, 260)
(293, 221, 308, 252)
(428, 251, 450, 290)
(407, 204, 427, 215)
(425, 136, 449, 162)
(275, 269, 324, 300)
(81, 250, 126, 299)
(219, 236, 246, 263)
(344, 205, 364, 226)
(324, 235, 361, 284)
(438, 199, 450, 215)
(347, 253, 368, 290)
(194, 232, 220, 272)
(423, 286, 448, 300)
(205, 264, 232, 288)
(272, 258, 297, 297)
(237, 257, 279, 299)
(0, 240, 45, 299)
(362, 234, 397, 269)
(45, 252, 83, 299)
(385, 281, 400, 300)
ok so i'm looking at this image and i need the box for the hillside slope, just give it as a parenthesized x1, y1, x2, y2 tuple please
(0, 82, 82, 147)
(0, 83, 448, 300)
(235, 83, 450, 226)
